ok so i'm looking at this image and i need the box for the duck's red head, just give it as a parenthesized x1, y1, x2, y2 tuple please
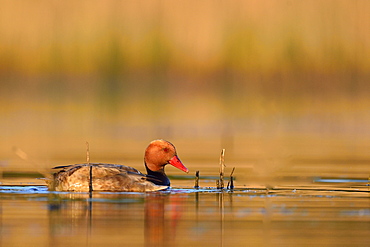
(144, 140, 188, 173)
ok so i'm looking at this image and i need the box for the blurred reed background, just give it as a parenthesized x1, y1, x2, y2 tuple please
(0, 1, 369, 173)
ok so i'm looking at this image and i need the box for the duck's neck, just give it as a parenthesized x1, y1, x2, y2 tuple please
(145, 164, 170, 186)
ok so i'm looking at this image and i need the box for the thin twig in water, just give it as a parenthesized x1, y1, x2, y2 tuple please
(13, 147, 51, 179)
(218, 149, 226, 189)
(194, 170, 200, 189)
(230, 167, 235, 177)
(86, 141, 90, 164)
(86, 141, 93, 193)
(229, 167, 235, 189)
(227, 167, 235, 189)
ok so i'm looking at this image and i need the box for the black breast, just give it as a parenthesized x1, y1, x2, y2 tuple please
(145, 168, 170, 186)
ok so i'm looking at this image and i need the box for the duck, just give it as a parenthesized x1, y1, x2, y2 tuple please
(48, 140, 188, 192)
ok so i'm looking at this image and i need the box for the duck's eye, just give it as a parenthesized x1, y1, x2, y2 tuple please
(163, 148, 169, 153)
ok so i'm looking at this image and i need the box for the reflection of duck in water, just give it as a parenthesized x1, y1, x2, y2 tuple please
(48, 140, 188, 192)
(145, 193, 184, 247)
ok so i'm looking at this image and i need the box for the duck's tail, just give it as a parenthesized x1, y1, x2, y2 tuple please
(13, 147, 53, 181)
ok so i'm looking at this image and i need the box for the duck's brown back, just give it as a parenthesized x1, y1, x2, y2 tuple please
(49, 163, 167, 192)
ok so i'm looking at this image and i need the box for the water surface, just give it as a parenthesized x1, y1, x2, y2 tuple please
(1, 175, 369, 247)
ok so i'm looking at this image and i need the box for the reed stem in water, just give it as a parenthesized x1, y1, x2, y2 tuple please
(194, 170, 200, 189)
(86, 142, 93, 193)
(218, 149, 225, 189)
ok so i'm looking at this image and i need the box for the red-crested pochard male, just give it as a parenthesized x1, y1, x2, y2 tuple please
(48, 140, 188, 192)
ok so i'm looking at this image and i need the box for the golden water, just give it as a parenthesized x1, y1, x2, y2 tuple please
(1, 165, 369, 247)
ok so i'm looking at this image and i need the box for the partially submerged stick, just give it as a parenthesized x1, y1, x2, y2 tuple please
(86, 142, 93, 193)
(218, 149, 226, 189)
(194, 170, 200, 189)
(227, 167, 235, 189)
(13, 147, 51, 179)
